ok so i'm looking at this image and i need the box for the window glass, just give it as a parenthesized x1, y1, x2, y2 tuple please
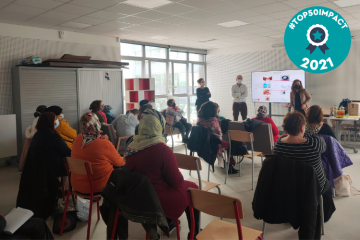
(121, 43, 142, 57)
(145, 46, 166, 59)
(189, 53, 204, 62)
(170, 51, 187, 60)
(190, 96, 197, 125)
(172, 96, 188, 119)
(193, 64, 205, 93)
(173, 63, 187, 94)
(122, 60, 142, 79)
(155, 98, 168, 112)
(145, 60, 149, 78)
(151, 61, 167, 95)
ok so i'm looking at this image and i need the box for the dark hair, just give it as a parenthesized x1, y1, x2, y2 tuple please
(139, 99, 150, 107)
(197, 78, 204, 84)
(138, 104, 153, 120)
(282, 111, 306, 135)
(89, 100, 102, 112)
(306, 105, 323, 125)
(198, 101, 219, 120)
(291, 79, 304, 93)
(36, 112, 56, 133)
(126, 108, 140, 115)
(34, 105, 47, 118)
(167, 99, 174, 106)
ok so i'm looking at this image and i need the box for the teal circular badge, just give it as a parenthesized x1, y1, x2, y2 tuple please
(284, 6, 351, 74)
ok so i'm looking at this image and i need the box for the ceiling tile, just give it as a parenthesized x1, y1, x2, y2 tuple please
(251, 2, 292, 14)
(159, 15, 192, 24)
(39, 10, 81, 20)
(343, 5, 360, 14)
(155, 3, 195, 15)
(13, 0, 63, 9)
(141, 20, 173, 28)
(71, 0, 121, 9)
(229, 0, 279, 9)
(133, 10, 172, 20)
(60, 21, 93, 28)
(256, 19, 286, 28)
(0, 1, 9, 8)
(103, 3, 146, 14)
(117, 16, 150, 24)
(0, 11, 33, 24)
(266, 9, 298, 19)
(54, 4, 98, 15)
(0, 0, 15, 2)
(199, 15, 234, 24)
(203, 2, 244, 15)
(124, 0, 172, 9)
(52, 26, 79, 31)
(71, 16, 109, 25)
(23, 17, 67, 27)
(282, 0, 328, 8)
(224, 9, 262, 19)
(54, 0, 71, 2)
(102, 29, 135, 37)
(193, 24, 225, 32)
(0, 4, 48, 15)
(268, 34, 284, 39)
(246, 27, 276, 34)
(240, 15, 274, 24)
(87, 10, 127, 20)
(98, 20, 133, 28)
(180, 0, 222, 9)
(22, 21, 58, 28)
(122, 25, 153, 32)
(180, 20, 210, 28)
(179, 10, 216, 20)
(268, 24, 286, 32)
(76, 25, 117, 34)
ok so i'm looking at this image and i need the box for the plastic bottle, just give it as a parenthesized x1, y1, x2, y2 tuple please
(333, 105, 337, 117)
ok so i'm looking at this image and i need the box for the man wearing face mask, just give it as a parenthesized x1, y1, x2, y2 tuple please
(285, 79, 311, 116)
(44, 106, 77, 149)
(231, 75, 248, 121)
(195, 78, 211, 112)
(165, 99, 192, 143)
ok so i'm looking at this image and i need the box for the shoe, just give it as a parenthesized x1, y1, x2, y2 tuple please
(168, 220, 180, 234)
(228, 165, 239, 174)
(182, 137, 189, 144)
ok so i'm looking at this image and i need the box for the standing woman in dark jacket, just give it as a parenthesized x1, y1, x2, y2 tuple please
(30, 112, 71, 177)
(195, 78, 211, 112)
(285, 79, 311, 116)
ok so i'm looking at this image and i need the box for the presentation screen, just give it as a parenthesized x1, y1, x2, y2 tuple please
(251, 70, 305, 103)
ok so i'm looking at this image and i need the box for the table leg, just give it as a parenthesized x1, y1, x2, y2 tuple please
(336, 120, 358, 153)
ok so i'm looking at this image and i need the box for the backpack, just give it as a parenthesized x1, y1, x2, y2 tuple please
(339, 98, 351, 114)
(230, 141, 248, 156)
(187, 125, 208, 152)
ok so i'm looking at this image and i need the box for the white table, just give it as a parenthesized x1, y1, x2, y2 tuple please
(324, 117, 359, 153)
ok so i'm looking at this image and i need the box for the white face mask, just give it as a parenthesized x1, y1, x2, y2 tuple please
(237, 79, 242, 84)
(201, 82, 205, 87)
(59, 114, 64, 119)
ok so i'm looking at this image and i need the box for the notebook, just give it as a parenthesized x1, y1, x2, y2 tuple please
(3, 207, 33, 235)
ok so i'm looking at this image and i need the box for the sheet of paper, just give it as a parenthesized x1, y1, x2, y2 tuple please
(3, 207, 33, 235)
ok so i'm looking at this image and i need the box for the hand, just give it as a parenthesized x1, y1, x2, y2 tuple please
(207, 92, 210, 95)
(285, 104, 290, 108)
(301, 104, 306, 109)
(241, 92, 244, 96)
(235, 96, 239, 99)
(280, 134, 288, 138)
(100, 134, 109, 140)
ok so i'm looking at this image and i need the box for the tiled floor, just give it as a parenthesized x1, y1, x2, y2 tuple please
(1, 138, 360, 239)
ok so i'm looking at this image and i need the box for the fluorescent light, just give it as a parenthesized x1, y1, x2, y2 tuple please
(124, 0, 172, 9)
(148, 35, 172, 40)
(60, 22, 92, 29)
(334, 0, 360, 7)
(218, 20, 248, 28)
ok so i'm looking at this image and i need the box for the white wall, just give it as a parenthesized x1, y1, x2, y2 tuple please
(206, 38, 360, 126)
(0, 23, 121, 115)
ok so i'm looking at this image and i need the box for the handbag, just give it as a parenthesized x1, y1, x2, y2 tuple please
(334, 174, 360, 197)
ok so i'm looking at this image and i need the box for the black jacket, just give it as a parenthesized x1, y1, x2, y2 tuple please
(16, 146, 60, 220)
(253, 155, 321, 239)
(100, 170, 169, 240)
(318, 123, 336, 140)
(196, 127, 221, 172)
(243, 118, 263, 132)
(30, 130, 71, 177)
(220, 119, 231, 134)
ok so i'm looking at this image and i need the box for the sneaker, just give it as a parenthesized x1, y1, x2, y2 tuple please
(228, 165, 239, 174)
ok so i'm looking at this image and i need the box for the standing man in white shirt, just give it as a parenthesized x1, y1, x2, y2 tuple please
(231, 75, 248, 121)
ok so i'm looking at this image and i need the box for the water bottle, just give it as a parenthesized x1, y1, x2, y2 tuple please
(333, 105, 337, 117)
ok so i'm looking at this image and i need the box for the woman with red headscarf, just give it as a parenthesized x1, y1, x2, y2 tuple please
(30, 112, 71, 177)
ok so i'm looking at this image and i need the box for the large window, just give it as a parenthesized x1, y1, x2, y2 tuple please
(121, 42, 206, 121)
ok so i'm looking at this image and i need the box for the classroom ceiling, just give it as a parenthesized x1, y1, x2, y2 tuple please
(0, 0, 359, 50)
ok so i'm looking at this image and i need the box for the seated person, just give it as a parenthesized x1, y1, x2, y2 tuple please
(197, 101, 238, 174)
(103, 105, 116, 124)
(45, 106, 77, 149)
(274, 111, 335, 233)
(124, 108, 200, 238)
(253, 105, 279, 143)
(306, 105, 336, 139)
(0, 213, 54, 239)
(71, 112, 125, 193)
(111, 108, 139, 152)
(165, 99, 192, 143)
(30, 112, 71, 177)
(89, 100, 107, 123)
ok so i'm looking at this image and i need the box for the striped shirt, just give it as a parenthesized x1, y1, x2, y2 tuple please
(274, 135, 327, 192)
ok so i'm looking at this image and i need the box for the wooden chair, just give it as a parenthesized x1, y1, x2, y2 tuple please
(60, 158, 101, 240)
(165, 125, 188, 155)
(187, 188, 263, 240)
(228, 130, 264, 190)
(116, 135, 132, 152)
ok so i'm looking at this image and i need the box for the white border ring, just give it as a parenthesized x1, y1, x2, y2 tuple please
(306, 24, 329, 47)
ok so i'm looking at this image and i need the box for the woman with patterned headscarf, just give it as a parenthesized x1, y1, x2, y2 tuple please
(125, 108, 200, 238)
(253, 105, 279, 143)
(71, 112, 125, 193)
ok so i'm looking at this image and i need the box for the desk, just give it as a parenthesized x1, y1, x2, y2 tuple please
(324, 117, 359, 153)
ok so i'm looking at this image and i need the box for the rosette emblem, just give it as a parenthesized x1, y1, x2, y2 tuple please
(306, 24, 329, 54)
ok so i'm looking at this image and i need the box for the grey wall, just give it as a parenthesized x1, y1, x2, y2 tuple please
(0, 35, 120, 115)
(206, 40, 360, 126)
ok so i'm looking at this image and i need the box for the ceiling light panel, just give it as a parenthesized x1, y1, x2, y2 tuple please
(334, 0, 360, 8)
(124, 0, 172, 9)
(60, 21, 92, 29)
(148, 35, 172, 40)
(133, 10, 172, 20)
(218, 20, 248, 27)
(103, 3, 146, 14)
(155, 3, 195, 15)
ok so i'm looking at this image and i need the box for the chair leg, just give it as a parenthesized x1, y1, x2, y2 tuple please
(185, 144, 188, 155)
(111, 208, 120, 240)
(171, 135, 174, 151)
(252, 157, 254, 190)
(239, 161, 241, 177)
(262, 221, 266, 239)
(61, 178, 65, 201)
(320, 195, 325, 235)
(261, 154, 263, 166)
(146, 232, 149, 240)
(97, 197, 100, 220)
(207, 164, 210, 182)
(225, 152, 229, 185)
(333, 188, 336, 198)
(59, 189, 71, 236)
(87, 195, 93, 240)
(176, 219, 180, 240)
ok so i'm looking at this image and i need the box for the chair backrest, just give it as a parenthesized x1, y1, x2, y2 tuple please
(174, 153, 202, 171)
(228, 130, 254, 143)
(188, 188, 244, 219)
(67, 157, 93, 175)
(101, 123, 117, 147)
